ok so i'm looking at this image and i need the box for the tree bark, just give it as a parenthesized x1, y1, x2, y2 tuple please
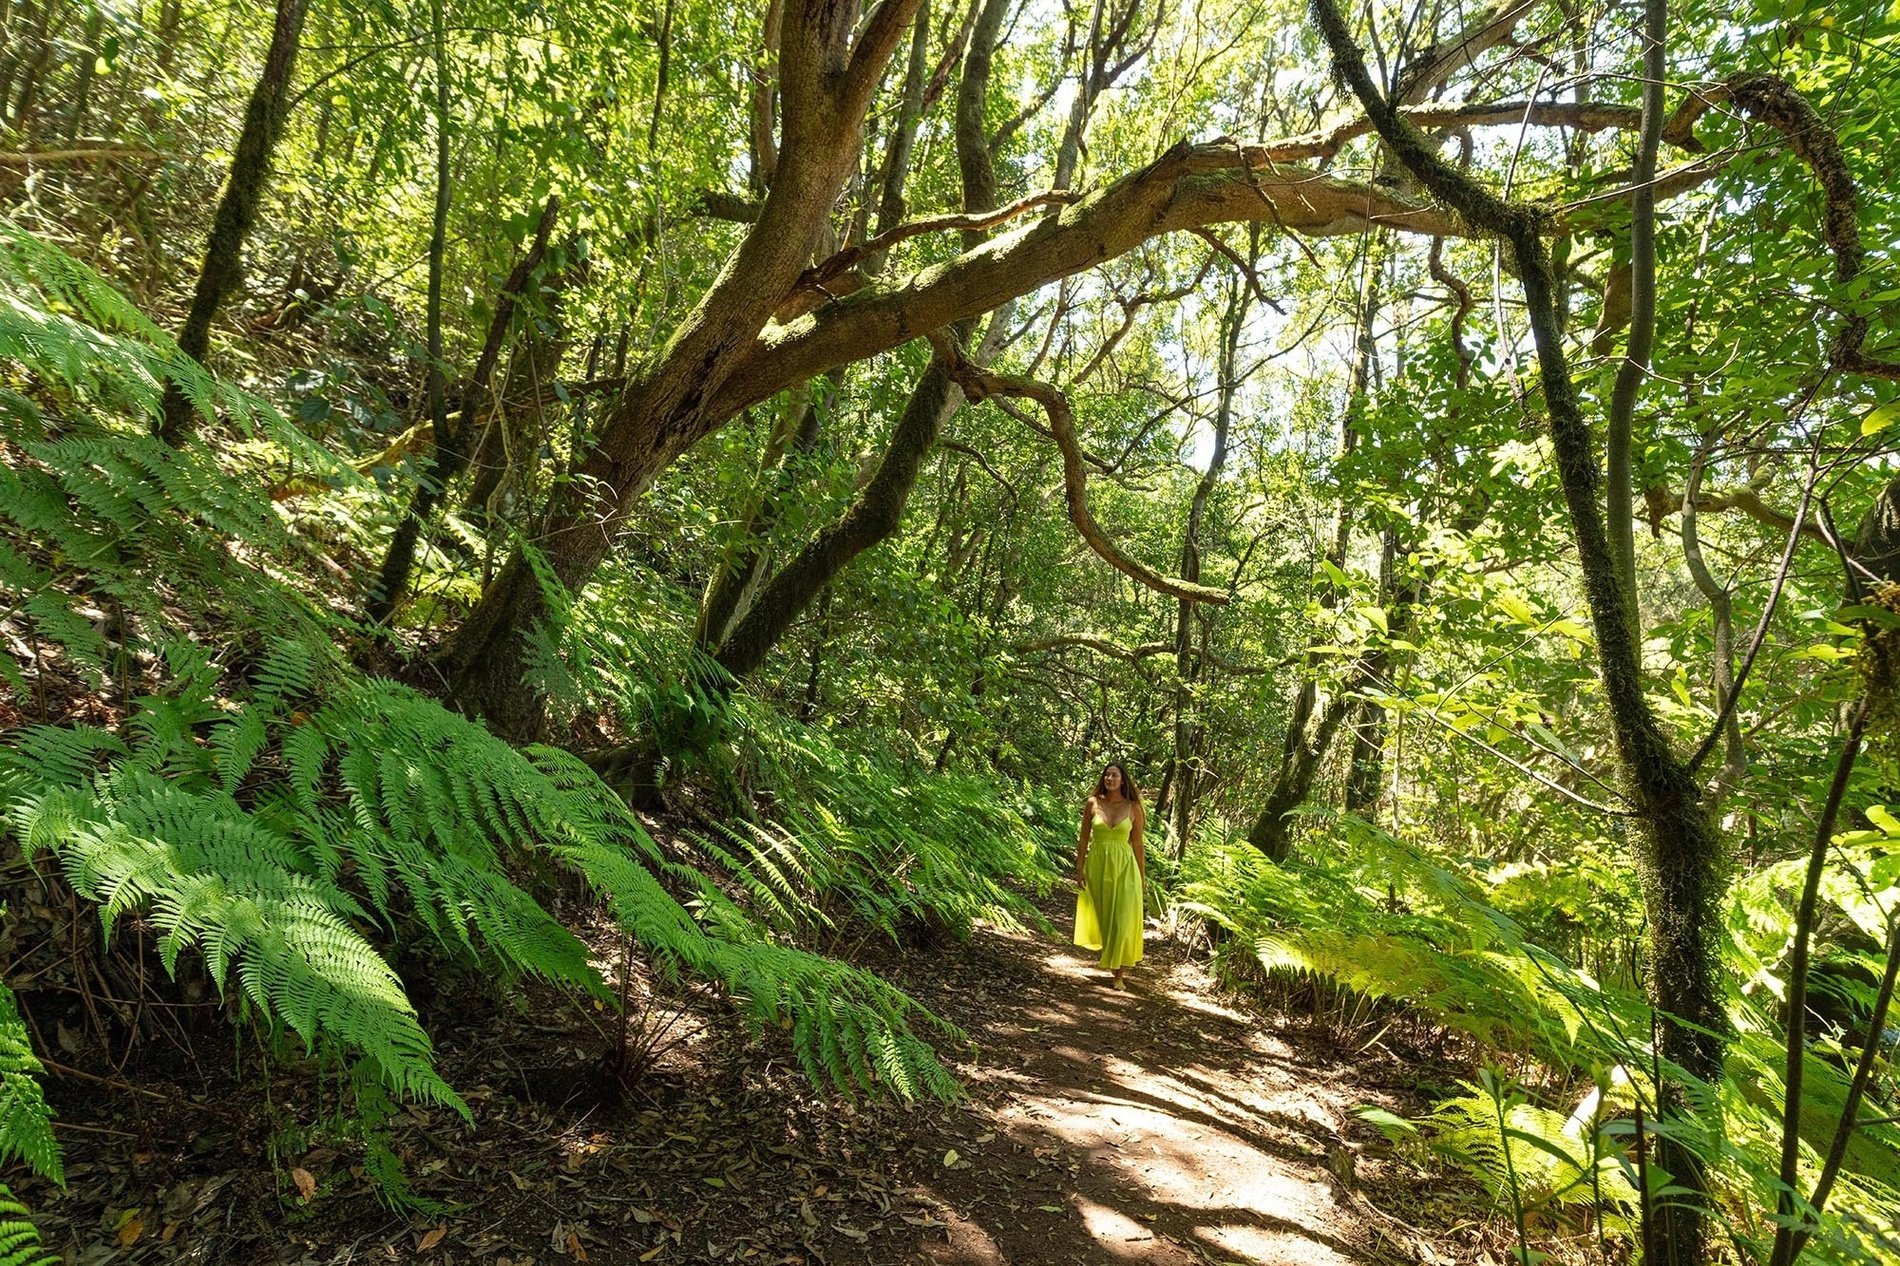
(156, 0, 309, 445)
(1344, 530, 1398, 814)
(1603, 0, 1667, 624)
(696, 1, 935, 657)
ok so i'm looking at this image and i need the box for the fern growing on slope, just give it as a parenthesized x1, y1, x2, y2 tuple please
(1177, 810, 1646, 1065)
(0, 226, 970, 1239)
(4, 660, 967, 1110)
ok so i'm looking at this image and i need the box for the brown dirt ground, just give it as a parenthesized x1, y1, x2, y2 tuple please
(16, 891, 1475, 1265)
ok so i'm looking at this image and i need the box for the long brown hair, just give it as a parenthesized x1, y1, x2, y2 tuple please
(1093, 761, 1139, 803)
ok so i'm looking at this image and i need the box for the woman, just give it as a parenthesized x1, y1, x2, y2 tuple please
(1073, 761, 1146, 989)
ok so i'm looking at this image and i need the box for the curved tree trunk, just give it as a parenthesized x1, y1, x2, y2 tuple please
(157, 0, 309, 445)
(433, 0, 926, 736)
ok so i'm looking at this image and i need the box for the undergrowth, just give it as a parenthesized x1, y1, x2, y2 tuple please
(1173, 811, 1900, 1265)
(0, 224, 1018, 1232)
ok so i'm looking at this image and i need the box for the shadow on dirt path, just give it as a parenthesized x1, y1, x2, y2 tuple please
(880, 896, 1422, 1266)
(21, 888, 1439, 1265)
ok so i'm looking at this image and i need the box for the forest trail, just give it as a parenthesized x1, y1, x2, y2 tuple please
(882, 897, 1422, 1266)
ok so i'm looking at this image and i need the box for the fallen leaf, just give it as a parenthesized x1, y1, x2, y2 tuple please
(941, 1149, 959, 1168)
(639, 1246, 663, 1262)
(116, 1214, 143, 1247)
(292, 1168, 317, 1201)
(566, 1231, 588, 1260)
(418, 1225, 447, 1252)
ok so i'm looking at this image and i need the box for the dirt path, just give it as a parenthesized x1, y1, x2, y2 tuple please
(881, 899, 1419, 1266)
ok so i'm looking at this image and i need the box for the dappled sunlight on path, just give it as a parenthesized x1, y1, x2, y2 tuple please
(895, 904, 1402, 1265)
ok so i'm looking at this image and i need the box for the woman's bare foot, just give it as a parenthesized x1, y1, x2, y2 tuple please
(1112, 970, 1127, 991)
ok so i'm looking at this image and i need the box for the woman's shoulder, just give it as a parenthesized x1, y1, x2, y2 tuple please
(1082, 793, 1099, 812)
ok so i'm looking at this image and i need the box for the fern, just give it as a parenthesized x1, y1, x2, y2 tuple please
(534, 571, 1061, 943)
(3, 670, 967, 1108)
(0, 974, 58, 1266)
(0, 1184, 56, 1266)
(0, 976, 58, 1188)
(1421, 1076, 1638, 1215)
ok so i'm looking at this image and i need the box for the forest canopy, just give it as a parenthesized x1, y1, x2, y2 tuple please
(2, 0, 1900, 1262)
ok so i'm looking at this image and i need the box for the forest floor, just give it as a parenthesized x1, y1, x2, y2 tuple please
(18, 888, 1483, 1265)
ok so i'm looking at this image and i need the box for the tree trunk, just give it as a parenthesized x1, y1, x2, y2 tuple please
(695, 0, 930, 657)
(1169, 256, 1248, 855)
(369, 196, 559, 623)
(433, 0, 925, 735)
(693, 386, 826, 652)
(1245, 231, 1382, 860)
(714, 359, 963, 679)
(1344, 528, 1398, 814)
(460, 244, 576, 523)
(157, 0, 310, 445)
(1309, 5, 1724, 1258)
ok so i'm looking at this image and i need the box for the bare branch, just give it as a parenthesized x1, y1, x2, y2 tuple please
(0, 145, 158, 165)
(1393, 0, 1542, 105)
(931, 332, 1231, 606)
(1641, 483, 1828, 544)
(781, 189, 1083, 317)
(1271, 98, 1707, 165)
(1188, 227, 1285, 314)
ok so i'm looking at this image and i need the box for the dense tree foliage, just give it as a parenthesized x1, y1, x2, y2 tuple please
(3, 0, 1899, 1261)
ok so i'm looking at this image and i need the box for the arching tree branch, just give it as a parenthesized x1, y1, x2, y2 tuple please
(932, 333, 1231, 606)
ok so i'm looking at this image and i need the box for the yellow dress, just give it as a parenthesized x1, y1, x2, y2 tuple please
(1074, 812, 1144, 969)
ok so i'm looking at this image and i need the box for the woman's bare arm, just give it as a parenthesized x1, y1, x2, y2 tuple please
(1076, 797, 1094, 882)
(1131, 798, 1147, 879)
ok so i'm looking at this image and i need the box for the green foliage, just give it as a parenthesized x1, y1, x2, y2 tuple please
(1179, 812, 1647, 1064)
(0, 976, 58, 1189)
(0, 1184, 56, 1266)
(532, 558, 1066, 947)
(10, 0, 1900, 1257)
